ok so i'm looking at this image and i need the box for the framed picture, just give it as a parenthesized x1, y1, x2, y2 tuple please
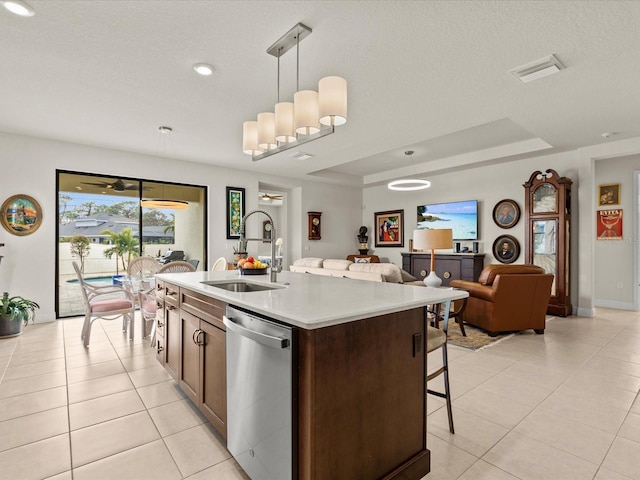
(1, 194, 43, 236)
(598, 183, 620, 206)
(492, 199, 520, 229)
(492, 234, 520, 264)
(226, 187, 245, 239)
(374, 210, 404, 247)
(597, 209, 623, 240)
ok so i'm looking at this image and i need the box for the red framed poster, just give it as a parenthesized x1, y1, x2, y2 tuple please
(597, 209, 623, 240)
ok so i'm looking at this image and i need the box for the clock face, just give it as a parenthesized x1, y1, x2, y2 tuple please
(312, 217, 320, 226)
(265, 223, 272, 231)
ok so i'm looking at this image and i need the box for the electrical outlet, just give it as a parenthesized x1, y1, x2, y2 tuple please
(617, 282, 623, 289)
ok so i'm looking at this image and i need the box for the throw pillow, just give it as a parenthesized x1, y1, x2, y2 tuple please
(355, 257, 371, 263)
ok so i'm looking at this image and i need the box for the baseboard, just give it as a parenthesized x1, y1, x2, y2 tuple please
(575, 306, 596, 317)
(594, 300, 637, 311)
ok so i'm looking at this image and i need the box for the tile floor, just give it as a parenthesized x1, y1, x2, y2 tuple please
(0, 308, 638, 479)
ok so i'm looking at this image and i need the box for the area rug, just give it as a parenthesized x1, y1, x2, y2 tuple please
(446, 321, 512, 350)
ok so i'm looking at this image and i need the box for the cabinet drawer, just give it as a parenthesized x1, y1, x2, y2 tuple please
(164, 283, 179, 307)
(180, 288, 225, 330)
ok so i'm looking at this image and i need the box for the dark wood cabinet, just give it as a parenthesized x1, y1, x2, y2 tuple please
(524, 169, 572, 316)
(402, 252, 485, 286)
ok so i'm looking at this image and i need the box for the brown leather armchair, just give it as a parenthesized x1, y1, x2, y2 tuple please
(450, 264, 553, 336)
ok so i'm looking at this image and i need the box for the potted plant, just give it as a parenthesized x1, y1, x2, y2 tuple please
(0, 292, 39, 338)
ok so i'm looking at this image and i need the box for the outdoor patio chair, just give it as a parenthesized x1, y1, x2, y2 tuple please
(127, 256, 161, 276)
(73, 261, 136, 347)
(158, 260, 196, 273)
(211, 257, 227, 271)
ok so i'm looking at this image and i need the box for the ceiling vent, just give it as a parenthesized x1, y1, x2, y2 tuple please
(509, 54, 565, 83)
(288, 151, 313, 160)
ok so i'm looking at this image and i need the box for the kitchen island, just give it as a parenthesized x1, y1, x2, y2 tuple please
(154, 270, 467, 480)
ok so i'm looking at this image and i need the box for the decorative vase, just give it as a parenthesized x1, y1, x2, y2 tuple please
(0, 315, 23, 338)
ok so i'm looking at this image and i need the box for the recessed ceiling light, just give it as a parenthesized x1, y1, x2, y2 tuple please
(193, 63, 214, 76)
(158, 126, 173, 134)
(288, 151, 313, 160)
(601, 132, 617, 138)
(2, 0, 34, 17)
(509, 54, 565, 83)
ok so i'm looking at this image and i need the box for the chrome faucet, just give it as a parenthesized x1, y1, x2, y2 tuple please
(239, 209, 281, 282)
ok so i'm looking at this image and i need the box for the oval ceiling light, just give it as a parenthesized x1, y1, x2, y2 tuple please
(388, 179, 432, 191)
(193, 63, 214, 76)
(2, 0, 35, 16)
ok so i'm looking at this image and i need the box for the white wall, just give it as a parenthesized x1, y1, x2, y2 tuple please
(0, 132, 362, 321)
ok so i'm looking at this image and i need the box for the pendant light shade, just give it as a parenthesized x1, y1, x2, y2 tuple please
(319, 76, 347, 126)
(257, 112, 277, 151)
(275, 102, 296, 143)
(294, 90, 320, 135)
(242, 121, 260, 155)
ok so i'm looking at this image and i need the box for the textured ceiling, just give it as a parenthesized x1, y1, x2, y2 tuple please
(1, 0, 639, 187)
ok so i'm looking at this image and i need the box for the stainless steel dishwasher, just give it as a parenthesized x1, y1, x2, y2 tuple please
(223, 305, 294, 480)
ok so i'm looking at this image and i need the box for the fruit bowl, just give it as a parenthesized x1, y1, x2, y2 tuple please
(239, 267, 268, 275)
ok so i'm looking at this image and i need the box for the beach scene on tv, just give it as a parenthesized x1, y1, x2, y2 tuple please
(417, 200, 478, 240)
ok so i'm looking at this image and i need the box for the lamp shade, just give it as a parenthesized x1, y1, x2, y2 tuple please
(257, 112, 277, 151)
(242, 121, 260, 155)
(294, 90, 320, 135)
(275, 102, 296, 143)
(413, 229, 453, 251)
(319, 76, 347, 126)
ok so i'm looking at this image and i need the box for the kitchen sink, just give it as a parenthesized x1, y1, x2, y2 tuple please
(201, 280, 284, 292)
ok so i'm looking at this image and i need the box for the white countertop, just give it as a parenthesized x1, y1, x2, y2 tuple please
(156, 270, 468, 329)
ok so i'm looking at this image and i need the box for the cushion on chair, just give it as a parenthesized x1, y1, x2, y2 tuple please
(141, 300, 157, 313)
(426, 325, 446, 353)
(322, 259, 353, 270)
(90, 298, 133, 313)
(292, 257, 324, 268)
(477, 264, 546, 285)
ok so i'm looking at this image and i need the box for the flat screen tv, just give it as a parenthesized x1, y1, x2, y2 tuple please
(416, 200, 478, 240)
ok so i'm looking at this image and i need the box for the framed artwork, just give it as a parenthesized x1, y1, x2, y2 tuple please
(492, 234, 520, 264)
(226, 187, 245, 239)
(374, 210, 404, 247)
(1, 194, 43, 236)
(597, 209, 623, 240)
(492, 199, 520, 229)
(598, 183, 620, 206)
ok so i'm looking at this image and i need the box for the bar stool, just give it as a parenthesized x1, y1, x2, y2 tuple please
(426, 301, 454, 433)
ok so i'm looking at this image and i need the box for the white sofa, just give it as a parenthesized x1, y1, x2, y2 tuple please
(289, 258, 424, 285)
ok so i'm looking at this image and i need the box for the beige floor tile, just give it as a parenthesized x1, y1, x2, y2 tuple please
(0, 433, 70, 480)
(128, 363, 173, 388)
(0, 386, 67, 422)
(13, 337, 65, 353)
(185, 457, 250, 480)
(0, 370, 67, 400)
(602, 436, 640, 479)
(114, 342, 156, 359)
(72, 439, 182, 480)
(43, 471, 73, 480)
(455, 350, 516, 374)
(120, 351, 161, 371)
(2, 357, 66, 381)
(553, 380, 637, 412)
(454, 388, 534, 429)
(484, 431, 599, 480)
(514, 409, 615, 464)
(0, 406, 69, 452)
(426, 432, 478, 479)
(164, 424, 231, 477)
(429, 407, 509, 457)
(66, 359, 126, 384)
(69, 389, 145, 430)
(137, 380, 187, 409)
(7, 348, 65, 367)
(477, 373, 555, 407)
(565, 369, 640, 395)
(148, 398, 207, 436)
(502, 361, 572, 389)
(64, 347, 119, 368)
(71, 411, 160, 467)
(456, 459, 520, 480)
(67, 372, 134, 404)
(594, 467, 636, 480)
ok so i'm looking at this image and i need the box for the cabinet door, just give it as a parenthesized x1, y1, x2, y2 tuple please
(179, 310, 200, 404)
(164, 303, 180, 380)
(200, 320, 227, 438)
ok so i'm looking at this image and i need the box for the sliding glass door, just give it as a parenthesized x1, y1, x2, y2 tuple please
(57, 171, 207, 318)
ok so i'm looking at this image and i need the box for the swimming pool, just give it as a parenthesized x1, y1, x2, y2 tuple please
(66, 276, 120, 285)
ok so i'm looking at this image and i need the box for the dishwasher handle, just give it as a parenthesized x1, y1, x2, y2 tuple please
(223, 316, 290, 349)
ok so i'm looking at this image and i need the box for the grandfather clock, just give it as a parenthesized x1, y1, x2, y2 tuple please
(523, 169, 572, 316)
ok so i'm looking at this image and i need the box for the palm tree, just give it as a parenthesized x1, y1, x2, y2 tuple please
(102, 228, 139, 273)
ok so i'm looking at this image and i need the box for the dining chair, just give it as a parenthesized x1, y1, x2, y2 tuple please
(426, 300, 455, 433)
(138, 286, 159, 346)
(127, 256, 161, 276)
(187, 259, 200, 270)
(72, 261, 136, 347)
(158, 260, 196, 273)
(211, 256, 227, 271)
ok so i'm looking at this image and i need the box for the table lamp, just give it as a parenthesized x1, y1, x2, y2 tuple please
(413, 229, 453, 287)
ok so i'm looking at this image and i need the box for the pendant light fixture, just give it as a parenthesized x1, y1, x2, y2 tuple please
(388, 150, 432, 191)
(242, 23, 348, 162)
